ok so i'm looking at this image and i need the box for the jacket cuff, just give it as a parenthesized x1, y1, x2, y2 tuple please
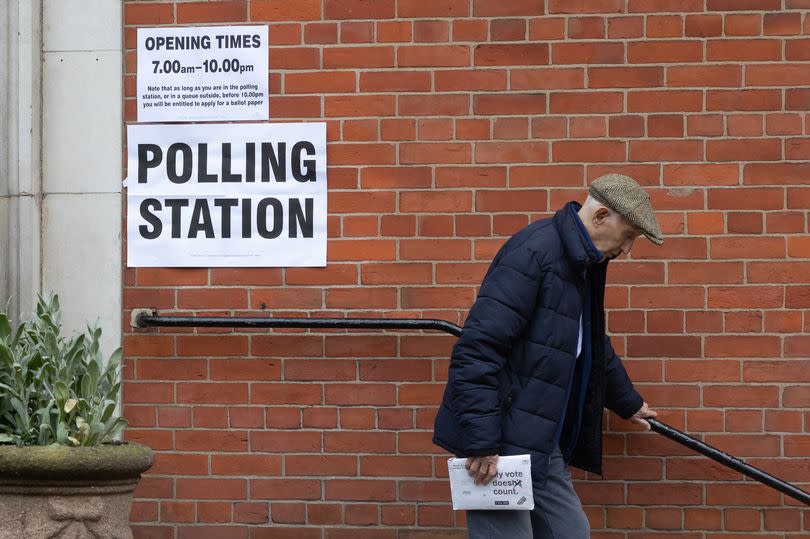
(465, 447, 499, 457)
(612, 391, 644, 420)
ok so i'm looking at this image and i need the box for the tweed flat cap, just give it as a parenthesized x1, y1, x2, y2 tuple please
(589, 173, 663, 246)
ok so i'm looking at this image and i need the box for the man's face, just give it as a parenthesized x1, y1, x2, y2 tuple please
(590, 208, 643, 262)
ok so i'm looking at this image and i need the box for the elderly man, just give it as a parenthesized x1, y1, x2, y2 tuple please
(433, 174, 662, 538)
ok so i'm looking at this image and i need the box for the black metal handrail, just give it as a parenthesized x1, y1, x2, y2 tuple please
(136, 312, 810, 506)
(137, 314, 463, 336)
(647, 418, 810, 506)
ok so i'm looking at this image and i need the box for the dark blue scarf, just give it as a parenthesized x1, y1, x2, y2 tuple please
(559, 206, 602, 462)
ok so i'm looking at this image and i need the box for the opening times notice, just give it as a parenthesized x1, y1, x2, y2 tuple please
(137, 26, 269, 122)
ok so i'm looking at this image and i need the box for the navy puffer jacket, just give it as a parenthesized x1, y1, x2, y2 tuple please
(433, 202, 643, 484)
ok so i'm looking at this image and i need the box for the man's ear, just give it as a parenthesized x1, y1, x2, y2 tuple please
(592, 206, 610, 227)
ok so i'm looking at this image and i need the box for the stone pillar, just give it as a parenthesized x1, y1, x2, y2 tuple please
(0, 0, 43, 323)
(40, 0, 123, 352)
(1, 0, 122, 354)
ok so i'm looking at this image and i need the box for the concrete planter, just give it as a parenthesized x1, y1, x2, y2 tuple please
(0, 443, 153, 539)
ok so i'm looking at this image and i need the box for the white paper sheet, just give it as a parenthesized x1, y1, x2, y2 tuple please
(448, 454, 534, 511)
(137, 26, 269, 122)
(126, 122, 327, 267)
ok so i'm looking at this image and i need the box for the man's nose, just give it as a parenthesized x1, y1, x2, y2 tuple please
(621, 238, 635, 254)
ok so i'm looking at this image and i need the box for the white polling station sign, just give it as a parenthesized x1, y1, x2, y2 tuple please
(137, 25, 269, 122)
(126, 122, 327, 268)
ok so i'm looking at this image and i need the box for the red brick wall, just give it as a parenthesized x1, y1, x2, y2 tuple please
(123, 1, 810, 537)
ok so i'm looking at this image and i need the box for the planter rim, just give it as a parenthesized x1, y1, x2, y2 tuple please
(0, 442, 153, 480)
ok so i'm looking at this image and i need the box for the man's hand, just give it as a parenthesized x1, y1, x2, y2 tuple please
(628, 401, 657, 430)
(466, 455, 498, 485)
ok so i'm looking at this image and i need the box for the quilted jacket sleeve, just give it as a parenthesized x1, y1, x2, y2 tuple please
(447, 244, 543, 456)
(603, 335, 644, 419)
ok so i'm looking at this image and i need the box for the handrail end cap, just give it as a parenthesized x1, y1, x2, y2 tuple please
(131, 308, 157, 328)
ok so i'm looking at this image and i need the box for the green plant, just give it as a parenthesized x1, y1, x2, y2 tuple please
(0, 295, 127, 446)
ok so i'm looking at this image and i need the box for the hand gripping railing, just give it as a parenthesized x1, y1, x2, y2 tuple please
(135, 312, 810, 506)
